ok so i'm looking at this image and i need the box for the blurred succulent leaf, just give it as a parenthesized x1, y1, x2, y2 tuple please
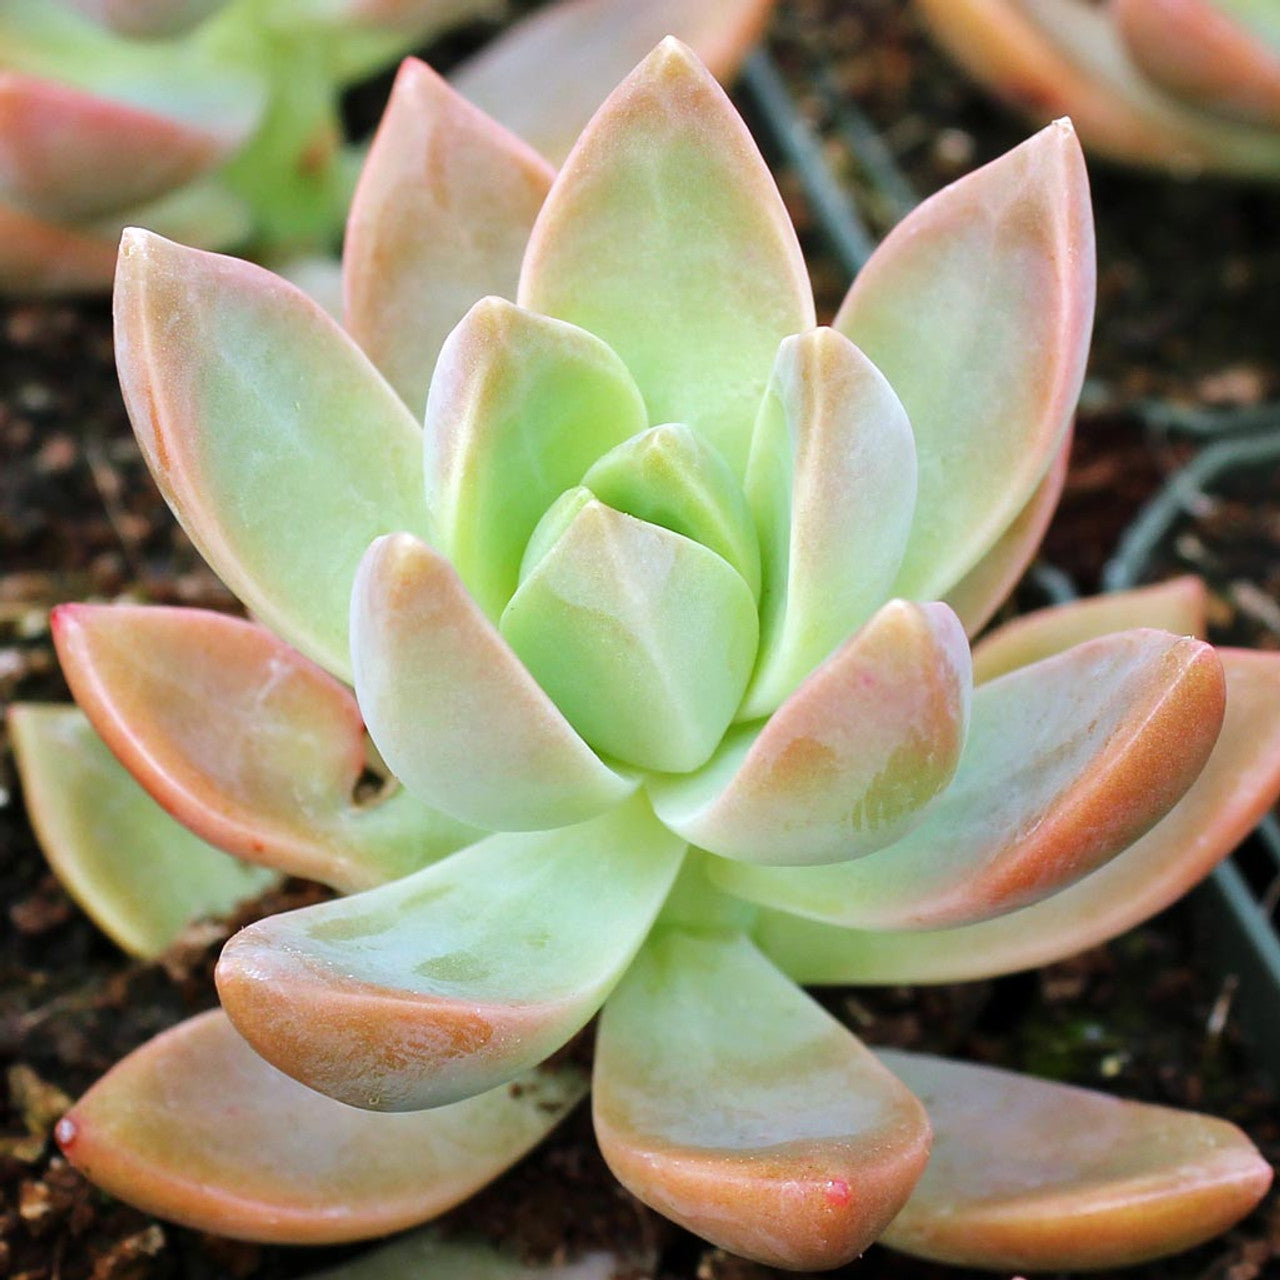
(344, 60, 554, 418)
(714, 631, 1224, 927)
(310, 1234, 620, 1280)
(53, 603, 476, 889)
(583, 423, 762, 598)
(835, 119, 1093, 603)
(0, 199, 117, 293)
(424, 297, 648, 619)
(452, 0, 776, 164)
(62, 0, 229, 38)
(115, 230, 431, 679)
(58, 1009, 585, 1243)
(501, 500, 759, 773)
(519, 38, 814, 476)
(216, 796, 683, 1110)
(1114, 0, 1280, 127)
(8, 705, 275, 958)
(351, 533, 636, 831)
(594, 930, 930, 1269)
(877, 1049, 1272, 1270)
(651, 601, 971, 866)
(741, 328, 917, 717)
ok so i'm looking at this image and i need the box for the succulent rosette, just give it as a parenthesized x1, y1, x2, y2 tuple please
(918, 0, 1280, 177)
(0, 0, 771, 292)
(11, 39, 1280, 1273)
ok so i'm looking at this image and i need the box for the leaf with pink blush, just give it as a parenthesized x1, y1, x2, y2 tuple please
(8, 706, 276, 958)
(57, 1010, 585, 1243)
(216, 796, 683, 1111)
(0, 200, 117, 293)
(650, 601, 971, 866)
(0, 1, 265, 148)
(343, 60, 553, 418)
(876, 1049, 1272, 1270)
(916, 0, 1280, 174)
(973, 575, 1208, 682)
(53, 603, 477, 890)
(943, 429, 1070, 636)
(351, 533, 635, 831)
(519, 38, 814, 477)
(835, 119, 1093, 603)
(1115, 0, 1280, 126)
(739, 328, 917, 718)
(114, 230, 431, 680)
(593, 930, 930, 1270)
(714, 630, 1225, 928)
(757, 650, 1280, 984)
(423, 297, 648, 619)
(0, 75, 225, 222)
(451, 0, 775, 165)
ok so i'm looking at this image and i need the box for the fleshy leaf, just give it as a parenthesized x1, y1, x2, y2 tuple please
(757, 650, 1280, 984)
(593, 930, 930, 1269)
(1115, 0, 1280, 127)
(582, 423, 762, 597)
(114, 229, 431, 679)
(58, 1010, 585, 1243)
(973, 576, 1208, 683)
(714, 631, 1225, 928)
(835, 119, 1093, 602)
(54, 603, 476, 890)
(451, 0, 775, 165)
(217, 796, 684, 1111)
(518, 38, 814, 476)
(0, 0, 264, 146)
(351, 533, 635, 830)
(8, 706, 275, 958)
(0, 75, 224, 222)
(650, 601, 971, 866)
(741, 327, 917, 717)
(916, 0, 1280, 175)
(944, 430, 1071, 636)
(343, 61, 554, 418)
(424, 296, 648, 619)
(0, 200, 117, 293)
(501, 499, 759, 774)
(877, 1049, 1272, 1270)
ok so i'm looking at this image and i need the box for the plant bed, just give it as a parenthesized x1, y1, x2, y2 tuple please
(3, 3, 1280, 1278)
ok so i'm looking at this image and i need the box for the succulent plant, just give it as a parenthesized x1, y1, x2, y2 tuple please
(11, 38, 1280, 1274)
(0, 0, 771, 293)
(917, 0, 1280, 177)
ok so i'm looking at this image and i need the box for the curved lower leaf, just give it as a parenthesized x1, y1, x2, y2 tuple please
(58, 1010, 585, 1243)
(715, 631, 1224, 928)
(877, 1049, 1272, 1270)
(757, 648, 1280, 984)
(9, 706, 275, 958)
(0, 199, 117, 293)
(594, 930, 930, 1269)
(217, 796, 684, 1111)
(54, 603, 475, 889)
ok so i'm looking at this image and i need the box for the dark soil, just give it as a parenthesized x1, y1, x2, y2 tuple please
(2, 3, 1279, 1279)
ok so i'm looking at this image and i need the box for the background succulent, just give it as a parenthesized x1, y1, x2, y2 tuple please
(0, 0, 772, 293)
(10, 37, 1280, 1273)
(916, 0, 1280, 178)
